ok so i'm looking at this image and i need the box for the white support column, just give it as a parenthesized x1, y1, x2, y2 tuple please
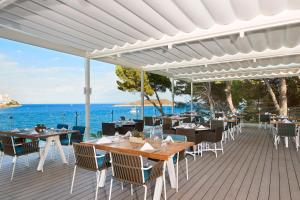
(191, 81, 193, 112)
(171, 78, 175, 114)
(141, 70, 144, 119)
(84, 58, 91, 140)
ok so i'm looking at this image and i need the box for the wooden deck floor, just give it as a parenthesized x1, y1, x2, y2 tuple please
(0, 127, 300, 200)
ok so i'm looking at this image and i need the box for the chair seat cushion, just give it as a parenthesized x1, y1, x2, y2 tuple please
(97, 154, 110, 169)
(143, 168, 151, 182)
(173, 154, 178, 164)
(15, 145, 25, 155)
(60, 138, 70, 146)
(97, 156, 105, 168)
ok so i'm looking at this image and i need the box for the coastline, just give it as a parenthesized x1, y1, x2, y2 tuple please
(0, 104, 21, 109)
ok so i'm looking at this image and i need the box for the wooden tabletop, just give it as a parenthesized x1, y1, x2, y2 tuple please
(83, 138, 194, 161)
(0, 129, 78, 139)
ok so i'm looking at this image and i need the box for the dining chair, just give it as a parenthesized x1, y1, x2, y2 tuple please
(274, 123, 298, 150)
(0, 135, 40, 181)
(108, 152, 165, 200)
(162, 117, 173, 131)
(144, 116, 161, 136)
(199, 127, 224, 158)
(211, 119, 232, 143)
(71, 143, 110, 200)
(120, 116, 126, 121)
(175, 128, 197, 160)
(182, 117, 191, 123)
(60, 126, 85, 162)
(0, 140, 3, 169)
(102, 123, 116, 136)
(260, 114, 270, 129)
(163, 134, 189, 192)
(134, 120, 144, 132)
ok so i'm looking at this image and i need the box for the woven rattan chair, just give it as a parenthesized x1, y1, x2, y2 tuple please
(274, 123, 298, 150)
(211, 119, 232, 142)
(134, 120, 144, 132)
(102, 123, 116, 136)
(182, 117, 191, 123)
(175, 128, 198, 160)
(199, 127, 224, 158)
(71, 143, 110, 200)
(0, 135, 39, 181)
(162, 117, 174, 135)
(108, 152, 165, 200)
(0, 140, 3, 168)
(163, 134, 189, 192)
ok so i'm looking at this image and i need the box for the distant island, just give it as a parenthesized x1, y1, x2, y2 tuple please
(0, 94, 21, 109)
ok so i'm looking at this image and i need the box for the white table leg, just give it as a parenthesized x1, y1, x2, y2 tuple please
(285, 137, 289, 148)
(98, 169, 107, 187)
(37, 137, 52, 171)
(53, 136, 67, 164)
(153, 176, 163, 200)
(167, 157, 176, 188)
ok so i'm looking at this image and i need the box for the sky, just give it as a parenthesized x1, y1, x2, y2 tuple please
(0, 38, 183, 104)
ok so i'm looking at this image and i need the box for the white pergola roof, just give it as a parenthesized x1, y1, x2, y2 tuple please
(1, 0, 300, 81)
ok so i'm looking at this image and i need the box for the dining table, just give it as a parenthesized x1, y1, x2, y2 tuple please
(83, 136, 194, 200)
(0, 128, 79, 171)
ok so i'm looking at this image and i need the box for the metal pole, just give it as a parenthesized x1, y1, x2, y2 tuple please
(84, 57, 91, 140)
(75, 112, 79, 126)
(141, 70, 144, 119)
(191, 81, 193, 112)
(171, 78, 175, 114)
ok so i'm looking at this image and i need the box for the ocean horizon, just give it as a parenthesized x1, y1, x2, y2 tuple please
(0, 103, 188, 133)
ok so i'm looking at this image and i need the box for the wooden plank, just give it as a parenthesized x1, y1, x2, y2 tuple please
(257, 133, 273, 200)
(0, 127, 299, 200)
(223, 129, 267, 200)
(285, 145, 300, 200)
(198, 128, 265, 200)
(269, 137, 280, 200)
(235, 129, 269, 200)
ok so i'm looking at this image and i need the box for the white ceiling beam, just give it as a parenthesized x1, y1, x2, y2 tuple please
(143, 46, 300, 71)
(192, 73, 299, 82)
(191, 70, 300, 82)
(173, 64, 300, 78)
(0, 0, 17, 9)
(90, 10, 300, 58)
(0, 26, 87, 57)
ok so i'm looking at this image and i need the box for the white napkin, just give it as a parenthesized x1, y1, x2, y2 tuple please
(283, 119, 291, 123)
(61, 127, 67, 130)
(11, 128, 20, 132)
(124, 131, 132, 137)
(140, 142, 154, 151)
(218, 117, 223, 120)
(164, 135, 174, 142)
(198, 125, 206, 129)
(96, 137, 112, 144)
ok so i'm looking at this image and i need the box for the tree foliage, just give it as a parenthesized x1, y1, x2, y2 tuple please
(115, 65, 171, 115)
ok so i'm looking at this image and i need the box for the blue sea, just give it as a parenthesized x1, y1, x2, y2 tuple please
(0, 104, 188, 133)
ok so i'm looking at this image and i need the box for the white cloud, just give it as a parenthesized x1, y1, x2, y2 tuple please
(0, 53, 176, 104)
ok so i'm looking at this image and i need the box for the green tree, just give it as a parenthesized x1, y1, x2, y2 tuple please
(115, 65, 171, 115)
